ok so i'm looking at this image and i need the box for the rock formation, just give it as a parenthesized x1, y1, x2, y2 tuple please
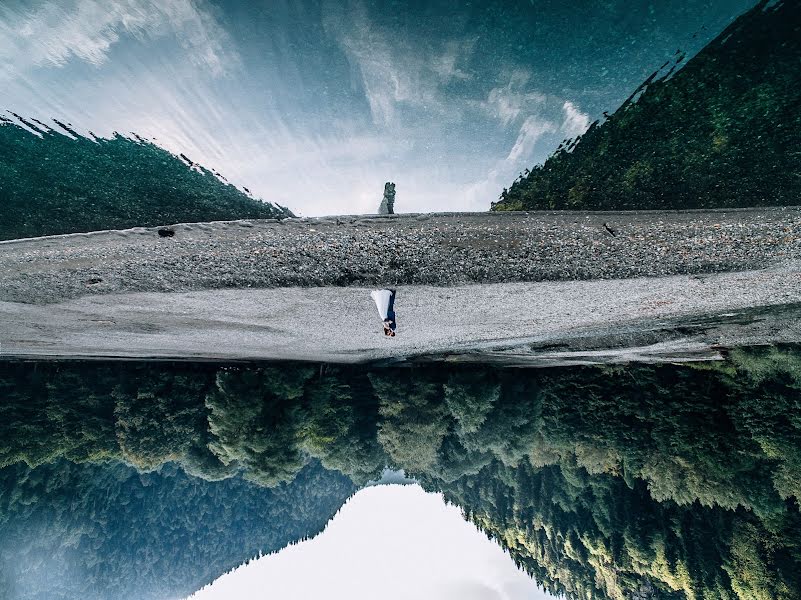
(379, 182, 395, 214)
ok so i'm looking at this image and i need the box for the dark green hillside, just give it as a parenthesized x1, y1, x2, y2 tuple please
(492, 0, 801, 211)
(0, 461, 354, 600)
(415, 357, 801, 600)
(0, 362, 355, 600)
(0, 118, 292, 241)
(3, 353, 801, 599)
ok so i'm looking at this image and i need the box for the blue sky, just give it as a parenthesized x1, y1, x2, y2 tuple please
(0, 0, 755, 215)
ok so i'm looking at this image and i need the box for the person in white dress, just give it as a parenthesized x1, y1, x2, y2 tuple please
(370, 289, 397, 336)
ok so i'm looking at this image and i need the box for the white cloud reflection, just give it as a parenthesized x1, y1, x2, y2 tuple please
(484, 70, 546, 126)
(562, 100, 591, 138)
(322, 0, 470, 127)
(507, 115, 557, 162)
(0, 0, 615, 216)
(432, 38, 476, 83)
(462, 95, 590, 211)
(0, 0, 237, 77)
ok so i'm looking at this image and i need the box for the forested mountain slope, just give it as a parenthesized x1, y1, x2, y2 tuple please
(3, 355, 801, 599)
(0, 118, 291, 241)
(0, 461, 353, 600)
(492, 0, 801, 211)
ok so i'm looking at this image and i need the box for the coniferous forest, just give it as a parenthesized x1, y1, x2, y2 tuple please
(492, 0, 801, 212)
(2, 1, 799, 599)
(1, 351, 801, 599)
(0, 119, 291, 241)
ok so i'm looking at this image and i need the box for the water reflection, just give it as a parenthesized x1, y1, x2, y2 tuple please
(0, 460, 353, 600)
(0, 120, 289, 241)
(1, 350, 800, 598)
(0, 0, 754, 215)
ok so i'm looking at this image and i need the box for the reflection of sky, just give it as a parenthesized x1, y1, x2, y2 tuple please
(1, 0, 754, 215)
(188, 484, 553, 600)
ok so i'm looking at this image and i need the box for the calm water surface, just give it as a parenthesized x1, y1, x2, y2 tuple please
(0, 0, 753, 215)
(1, 351, 800, 599)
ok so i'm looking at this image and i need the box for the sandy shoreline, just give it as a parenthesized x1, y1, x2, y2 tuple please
(3, 210, 801, 364)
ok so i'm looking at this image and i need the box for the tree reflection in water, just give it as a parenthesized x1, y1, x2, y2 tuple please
(1, 348, 800, 599)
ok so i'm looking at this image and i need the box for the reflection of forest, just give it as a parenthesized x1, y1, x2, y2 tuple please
(1, 348, 801, 599)
(0, 119, 289, 242)
(493, 0, 801, 212)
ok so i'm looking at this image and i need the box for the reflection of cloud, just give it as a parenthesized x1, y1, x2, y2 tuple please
(507, 115, 556, 162)
(484, 70, 546, 127)
(323, 1, 474, 126)
(431, 38, 475, 83)
(463, 97, 591, 210)
(561, 100, 590, 137)
(0, 0, 594, 216)
(462, 167, 504, 211)
(323, 4, 420, 125)
(0, 0, 237, 77)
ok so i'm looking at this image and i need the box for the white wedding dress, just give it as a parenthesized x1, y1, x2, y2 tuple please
(370, 289, 392, 320)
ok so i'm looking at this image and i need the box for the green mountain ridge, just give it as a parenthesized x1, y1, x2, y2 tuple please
(492, 0, 801, 212)
(0, 116, 293, 241)
(2, 353, 801, 599)
(0, 460, 354, 600)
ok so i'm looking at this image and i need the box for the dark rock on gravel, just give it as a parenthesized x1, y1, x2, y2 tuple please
(1, 208, 800, 305)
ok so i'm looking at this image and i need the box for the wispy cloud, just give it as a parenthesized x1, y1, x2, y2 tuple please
(323, 1, 475, 126)
(561, 100, 590, 137)
(0, 1, 596, 216)
(507, 115, 557, 162)
(431, 38, 476, 83)
(504, 100, 589, 164)
(483, 70, 546, 127)
(462, 96, 590, 210)
(0, 0, 238, 78)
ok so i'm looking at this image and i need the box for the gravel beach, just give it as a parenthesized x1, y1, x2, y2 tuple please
(2, 208, 801, 304)
(2, 209, 801, 364)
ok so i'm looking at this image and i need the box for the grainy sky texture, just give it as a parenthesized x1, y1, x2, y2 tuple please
(0, 0, 755, 214)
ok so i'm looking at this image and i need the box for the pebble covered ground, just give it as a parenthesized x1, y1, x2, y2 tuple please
(2, 208, 801, 304)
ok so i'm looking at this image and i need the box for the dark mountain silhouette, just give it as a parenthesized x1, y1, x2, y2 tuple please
(0, 117, 292, 241)
(492, 0, 801, 211)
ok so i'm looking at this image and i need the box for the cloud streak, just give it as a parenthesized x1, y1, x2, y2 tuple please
(0, 1, 598, 217)
(561, 100, 591, 137)
(0, 0, 237, 77)
(460, 95, 591, 210)
(322, 1, 476, 126)
(483, 70, 546, 126)
(507, 115, 557, 162)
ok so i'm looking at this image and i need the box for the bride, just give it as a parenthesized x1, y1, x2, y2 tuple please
(370, 289, 397, 337)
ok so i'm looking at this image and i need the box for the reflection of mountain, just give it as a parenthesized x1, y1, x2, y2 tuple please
(0, 118, 292, 241)
(2, 351, 801, 599)
(0, 460, 354, 600)
(492, 0, 801, 211)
